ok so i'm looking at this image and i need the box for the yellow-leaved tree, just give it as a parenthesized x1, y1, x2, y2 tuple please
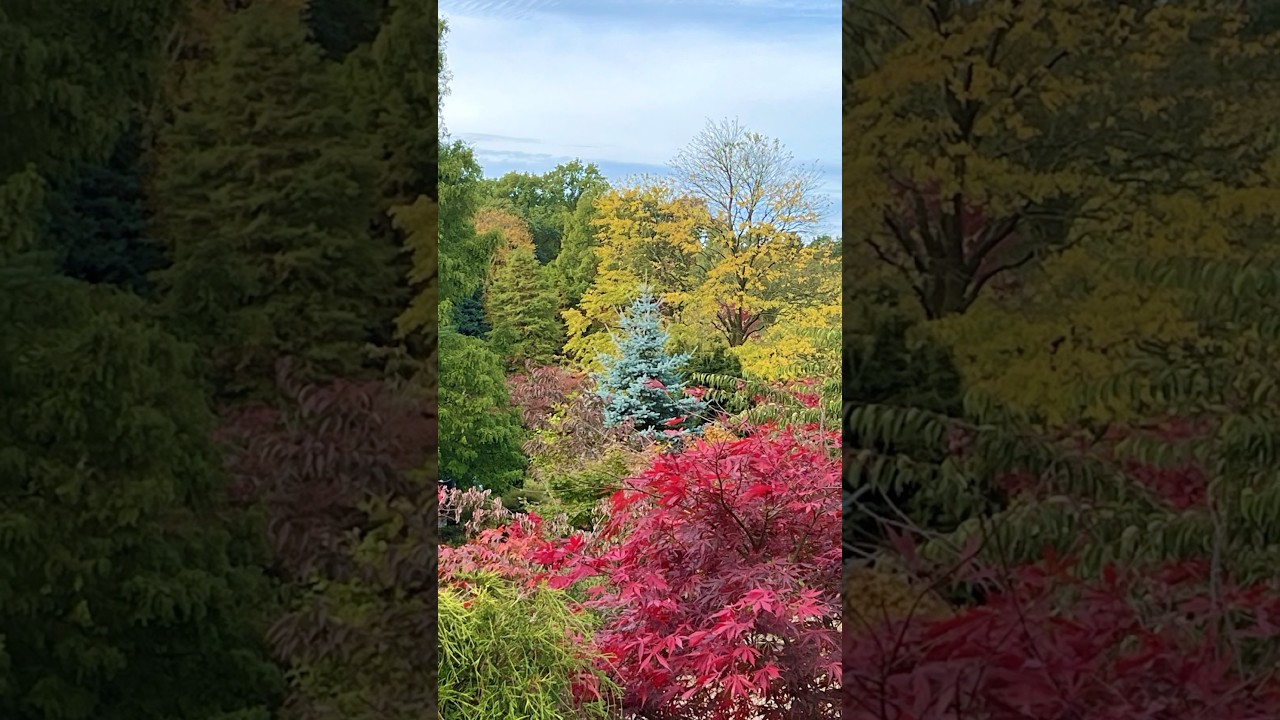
(561, 178, 706, 370)
(474, 206, 535, 275)
(735, 238, 841, 381)
(847, 0, 1280, 421)
(671, 118, 826, 348)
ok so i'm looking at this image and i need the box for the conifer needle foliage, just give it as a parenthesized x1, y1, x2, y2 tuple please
(595, 289, 708, 436)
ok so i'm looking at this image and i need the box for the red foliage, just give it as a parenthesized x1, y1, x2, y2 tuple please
(440, 513, 591, 590)
(998, 418, 1215, 510)
(505, 362, 587, 430)
(1106, 419, 1214, 510)
(1125, 460, 1208, 509)
(216, 363, 435, 581)
(845, 552, 1280, 720)
(542, 429, 842, 719)
(216, 362, 439, 716)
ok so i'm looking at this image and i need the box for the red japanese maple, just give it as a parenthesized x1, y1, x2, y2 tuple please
(844, 552, 1280, 720)
(540, 428, 843, 719)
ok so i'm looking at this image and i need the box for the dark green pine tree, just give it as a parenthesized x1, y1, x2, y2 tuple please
(304, 0, 389, 60)
(150, 2, 400, 401)
(44, 120, 166, 297)
(486, 245, 563, 368)
(0, 259, 282, 720)
(451, 288, 491, 338)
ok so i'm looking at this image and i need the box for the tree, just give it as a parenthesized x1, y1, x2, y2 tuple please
(364, 0, 439, 201)
(671, 118, 824, 346)
(734, 305, 840, 382)
(552, 188, 603, 308)
(733, 236, 841, 381)
(0, 264, 281, 719)
(325, 0, 436, 371)
(390, 195, 439, 381)
(438, 15, 451, 133)
(544, 159, 610, 209)
(562, 180, 705, 370)
(43, 120, 165, 296)
(0, 0, 181, 180)
(846, 1, 1280, 319)
(0, 0, 180, 261)
(437, 141, 496, 315)
(469, 206, 563, 366)
(485, 172, 565, 263)
(438, 329, 526, 492)
(473, 206, 534, 276)
(486, 244, 564, 369)
(486, 160, 609, 263)
(594, 289, 707, 434)
(304, 0, 388, 60)
(451, 288, 490, 338)
(541, 430, 842, 719)
(150, 2, 400, 400)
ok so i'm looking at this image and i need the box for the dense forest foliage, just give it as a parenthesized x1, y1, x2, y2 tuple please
(844, 1, 1280, 717)
(435, 19, 843, 719)
(1, 1, 440, 718)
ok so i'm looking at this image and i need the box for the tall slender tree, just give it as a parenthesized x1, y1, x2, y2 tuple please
(150, 2, 399, 400)
(486, 244, 563, 368)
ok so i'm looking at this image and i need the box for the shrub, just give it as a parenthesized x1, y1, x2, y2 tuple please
(540, 428, 842, 719)
(439, 516, 617, 719)
(440, 575, 619, 720)
(844, 553, 1280, 720)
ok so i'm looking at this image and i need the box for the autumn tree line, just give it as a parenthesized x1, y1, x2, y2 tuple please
(439, 114, 842, 497)
(845, 1, 1280, 717)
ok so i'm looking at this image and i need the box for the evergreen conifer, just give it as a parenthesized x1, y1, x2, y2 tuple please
(486, 245, 563, 368)
(438, 329, 526, 492)
(595, 288, 707, 433)
(151, 2, 399, 400)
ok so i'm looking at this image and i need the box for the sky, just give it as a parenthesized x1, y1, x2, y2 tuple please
(438, 0, 842, 238)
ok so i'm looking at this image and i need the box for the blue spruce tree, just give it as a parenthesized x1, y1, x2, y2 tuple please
(595, 288, 708, 434)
